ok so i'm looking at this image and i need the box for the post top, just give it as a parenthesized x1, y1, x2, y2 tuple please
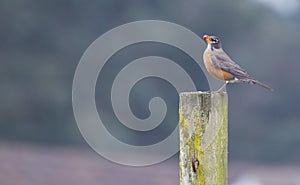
(179, 91, 227, 96)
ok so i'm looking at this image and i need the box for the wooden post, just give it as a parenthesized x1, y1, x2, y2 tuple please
(179, 92, 228, 185)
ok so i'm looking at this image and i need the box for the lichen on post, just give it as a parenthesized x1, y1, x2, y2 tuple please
(179, 92, 228, 185)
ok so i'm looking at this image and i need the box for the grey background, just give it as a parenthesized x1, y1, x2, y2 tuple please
(1, 0, 300, 184)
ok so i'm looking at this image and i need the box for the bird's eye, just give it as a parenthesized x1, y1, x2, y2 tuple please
(212, 38, 218, 43)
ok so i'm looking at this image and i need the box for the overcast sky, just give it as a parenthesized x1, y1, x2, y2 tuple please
(253, 0, 299, 16)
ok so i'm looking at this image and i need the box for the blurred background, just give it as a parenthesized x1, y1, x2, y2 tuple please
(1, 0, 300, 184)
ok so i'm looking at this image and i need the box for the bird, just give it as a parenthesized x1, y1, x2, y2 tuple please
(202, 34, 273, 92)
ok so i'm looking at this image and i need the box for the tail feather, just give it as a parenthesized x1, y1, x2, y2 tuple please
(239, 78, 273, 91)
(251, 80, 273, 91)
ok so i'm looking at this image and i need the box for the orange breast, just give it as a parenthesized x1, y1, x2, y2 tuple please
(203, 50, 234, 81)
(220, 70, 234, 81)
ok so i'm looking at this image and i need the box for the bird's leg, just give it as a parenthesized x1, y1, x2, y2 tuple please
(216, 81, 229, 92)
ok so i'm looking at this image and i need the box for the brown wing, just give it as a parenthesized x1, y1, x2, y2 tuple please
(211, 50, 253, 80)
(211, 49, 273, 90)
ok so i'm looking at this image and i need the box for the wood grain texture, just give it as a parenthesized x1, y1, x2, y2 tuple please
(179, 92, 228, 185)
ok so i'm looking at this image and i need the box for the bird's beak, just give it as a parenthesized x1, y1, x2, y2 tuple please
(203, 34, 212, 43)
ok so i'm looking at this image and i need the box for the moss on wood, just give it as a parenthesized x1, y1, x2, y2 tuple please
(179, 92, 228, 185)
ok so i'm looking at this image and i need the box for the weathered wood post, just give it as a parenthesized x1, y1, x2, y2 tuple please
(179, 92, 228, 185)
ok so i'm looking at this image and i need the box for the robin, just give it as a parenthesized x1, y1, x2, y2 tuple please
(202, 34, 273, 92)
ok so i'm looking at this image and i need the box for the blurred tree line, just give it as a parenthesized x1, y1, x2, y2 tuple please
(1, 0, 300, 163)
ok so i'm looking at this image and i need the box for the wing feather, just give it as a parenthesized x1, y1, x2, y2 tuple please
(211, 51, 252, 80)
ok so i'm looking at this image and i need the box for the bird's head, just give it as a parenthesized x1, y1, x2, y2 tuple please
(203, 34, 221, 49)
